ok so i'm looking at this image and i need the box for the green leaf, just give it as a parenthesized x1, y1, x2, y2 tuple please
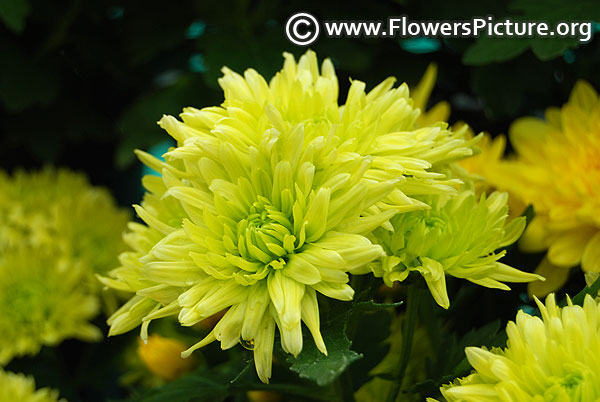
(463, 0, 600, 65)
(563, 274, 600, 307)
(470, 57, 554, 120)
(136, 368, 229, 402)
(522, 204, 535, 226)
(463, 38, 529, 66)
(288, 311, 362, 386)
(0, 0, 30, 33)
(288, 300, 401, 386)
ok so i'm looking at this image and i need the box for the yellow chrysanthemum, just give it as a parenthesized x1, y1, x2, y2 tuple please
(367, 189, 542, 308)
(101, 50, 478, 383)
(488, 81, 600, 295)
(438, 293, 600, 401)
(455, 130, 512, 196)
(0, 167, 129, 277)
(0, 250, 101, 365)
(0, 368, 67, 402)
(137, 335, 196, 381)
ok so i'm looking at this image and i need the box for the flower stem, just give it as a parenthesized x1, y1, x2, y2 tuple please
(386, 283, 423, 402)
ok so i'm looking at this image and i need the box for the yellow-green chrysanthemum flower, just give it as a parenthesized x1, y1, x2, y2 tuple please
(0, 167, 129, 277)
(169, 50, 477, 211)
(0, 368, 67, 402)
(100, 50, 479, 383)
(438, 293, 600, 401)
(0, 250, 101, 365)
(103, 129, 393, 383)
(487, 81, 600, 296)
(367, 190, 542, 308)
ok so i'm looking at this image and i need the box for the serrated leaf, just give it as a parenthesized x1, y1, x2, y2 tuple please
(288, 311, 362, 386)
(288, 300, 400, 386)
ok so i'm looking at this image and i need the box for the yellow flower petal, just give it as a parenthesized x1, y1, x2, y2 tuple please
(527, 258, 570, 298)
(547, 226, 596, 268)
(582, 231, 600, 273)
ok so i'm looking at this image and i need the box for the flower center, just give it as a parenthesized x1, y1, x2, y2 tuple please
(561, 372, 582, 389)
(236, 196, 295, 266)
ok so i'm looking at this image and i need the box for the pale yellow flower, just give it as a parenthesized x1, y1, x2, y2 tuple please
(0, 368, 67, 402)
(439, 293, 600, 401)
(0, 167, 129, 277)
(0, 250, 101, 365)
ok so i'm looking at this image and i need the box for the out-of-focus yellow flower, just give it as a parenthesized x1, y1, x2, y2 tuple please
(0, 167, 129, 277)
(456, 132, 505, 184)
(137, 334, 196, 381)
(100, 50, 478, 383)
(368, 190, 542, 309)
(0, 368, 67, 402)
(489, 81, 600, 296)
(455, 130, 517, 200)
(438, 293, 600, 401)
(0, 250, 101, 365)
(247, 390, 282, 402)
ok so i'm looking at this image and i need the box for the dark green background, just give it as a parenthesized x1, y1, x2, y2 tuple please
(1, 0, 598, 400)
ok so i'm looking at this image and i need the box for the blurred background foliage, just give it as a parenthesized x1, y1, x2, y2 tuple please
(1, 0, 599, 400)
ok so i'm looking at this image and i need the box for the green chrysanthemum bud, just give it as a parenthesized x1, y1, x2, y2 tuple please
(0, 250, 101, 364)
(369, 190, 543, 309)
(437, 293, 600, 401)
(0, 368, 67, 402)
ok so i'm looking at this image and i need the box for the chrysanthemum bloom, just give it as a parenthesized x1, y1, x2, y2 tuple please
(0, 368, 67, 402)
(367, 190, 542, 308)
(487, 81, 600, 296)
(183, 50, 477, 210)
(103, 129, 394, 383)
(0, 167, 129, 277)
(137, 335, 196, 381)
(438, 293, 600, 401)
(101, 50, 478, 382)
(0, 250, 101, 365)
